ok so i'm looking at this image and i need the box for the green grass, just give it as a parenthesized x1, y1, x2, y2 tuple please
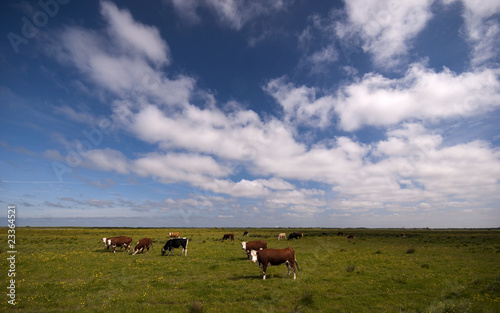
(1, 228, 499, 312)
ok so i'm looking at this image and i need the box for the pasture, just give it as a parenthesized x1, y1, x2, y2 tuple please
(1, 227, 499, 312)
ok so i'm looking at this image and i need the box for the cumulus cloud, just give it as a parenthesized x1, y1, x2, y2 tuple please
(265, 77, 335, 128)
(443, 0, 500, 67)
(169, 0, 287, 30)
(45, 1, 193, 106)
(334, 63, 500, 131)
(337, 0, 435, 68)
(37, 0, 500, 226)
(100, 1, 171, 65)
(266, 63, 500, 131)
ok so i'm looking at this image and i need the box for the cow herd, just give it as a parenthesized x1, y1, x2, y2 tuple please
(101, 231, 312, 280)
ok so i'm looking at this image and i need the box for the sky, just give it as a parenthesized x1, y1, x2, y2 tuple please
(1, 0, 499, 228)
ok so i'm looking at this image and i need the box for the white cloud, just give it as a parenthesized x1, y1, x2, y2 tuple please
(265, 77, 335, 128)
(133, 152, 231, 185)
(336, 0, 435, 68)
(45, 1, 193, 106)
(83, 148, 130, 174)
(265, 63, 500, 132)
(100, 1, 171, 65)
(169, 0, 287, 30)
(443, 0, 500, 67)
(335, 63, 500, 131)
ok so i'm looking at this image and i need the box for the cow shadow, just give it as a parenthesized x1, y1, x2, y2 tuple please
(228, 275, 261, 281)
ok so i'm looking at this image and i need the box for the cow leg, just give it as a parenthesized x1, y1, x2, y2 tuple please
(262, 263, 267, 280)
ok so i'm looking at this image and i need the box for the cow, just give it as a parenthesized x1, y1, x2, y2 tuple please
(169, 232, 180, 238)
(401, 233, 406, 238)
(132, 238, 153, 255)
(103, 236, 132, 253)
(347, 234, 355, 239)
(102, 236, 126, 250)
(222, 233, 234, 241)
(241, 240, 267, 259)
(161, 238, 188, 256)
(277, 233, 286, 240)
(288, 232, 303, 240)
(337, 232, 344, 236)
(243, 231, 249, 236)
(250, 247, 299, 280)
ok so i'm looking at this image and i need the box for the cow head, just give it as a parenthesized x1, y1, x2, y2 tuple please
(250, 250, 258, 263)
(161, 249, 166, 256)
(101, 238, 107, 245)
(240, 242, 247, 250)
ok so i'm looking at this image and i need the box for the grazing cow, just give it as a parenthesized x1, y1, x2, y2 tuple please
(169, 232, 180, 238)
(337, 232, 344, 236)
(102, 236, 127, 250)
(347, 234, 355, 239)
(288, 232, 303, 240)
(103, 236, 132, 253)
(243, 231, 249, 236)
(250, 247, 299, 280)
(161, 238, 188, 256)
(241, 240, 267, 259)
(277, 233, 286, 240)
(401, 233, 406, 238)
(132, 238, 153, 255)
(222, 233, 234, 241)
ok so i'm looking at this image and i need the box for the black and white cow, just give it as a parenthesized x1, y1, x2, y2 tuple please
(161, 238, 188, 256)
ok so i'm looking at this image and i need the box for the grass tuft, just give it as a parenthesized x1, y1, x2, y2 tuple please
(188, 300, 203, 313)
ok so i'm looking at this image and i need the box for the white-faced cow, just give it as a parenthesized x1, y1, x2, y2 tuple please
(169, 232, 180, 238)
(102, 236, 132, 253)
(161, 238, 188, 256)
(222, 233, 234, 241)
(132, 238, 153, 255)
(102, 236, 125, 250)
(288, 232, 303, 240)
(241, 240, 267, 259)
(277, 233, 286, 240)
(250, 247, 299, 280)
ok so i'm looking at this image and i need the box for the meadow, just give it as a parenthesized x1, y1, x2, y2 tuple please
(1, 227, 499, 312)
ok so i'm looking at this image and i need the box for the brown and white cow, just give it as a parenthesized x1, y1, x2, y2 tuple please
(222, 233, 234, 241)
(277, 233, 286, 240)
(346, 234, 355, 239)
(132, 238, 153, 255)
(102, 236, 128, 251)
(169, 232, 180, 238)
(241, 240, 267, 259)
(102, 236, 132, 253)
(250, 247, 299, 280)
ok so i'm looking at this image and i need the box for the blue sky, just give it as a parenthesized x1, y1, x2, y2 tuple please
(1, 0, 500, 228)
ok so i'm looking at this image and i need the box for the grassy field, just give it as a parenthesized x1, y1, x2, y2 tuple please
(1, 227, 499, 312)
